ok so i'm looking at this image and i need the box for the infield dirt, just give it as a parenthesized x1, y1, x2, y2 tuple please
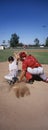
(0, 62, 48, 130)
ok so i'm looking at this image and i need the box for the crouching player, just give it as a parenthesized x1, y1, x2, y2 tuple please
(4, 54, 18, 85)
(17, 52, 48, 84)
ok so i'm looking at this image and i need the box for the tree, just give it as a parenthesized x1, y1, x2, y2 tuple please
(2, 40, 6, 45)
(19, 42, 24, 46)
(10, 33, 19, 47)
(45, 37, 48, 47)
(34, 38, 40, 46)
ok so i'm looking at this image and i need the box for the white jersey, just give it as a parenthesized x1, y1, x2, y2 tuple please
(4, 59, 18, 81)
(9, 59, 18, 71)
(8, 59, 18, 77)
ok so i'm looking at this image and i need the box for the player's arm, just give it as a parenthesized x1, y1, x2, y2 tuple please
(13, 52, 19, 59)
(13, 52, 20, 65)
(19, 70, 26, 82)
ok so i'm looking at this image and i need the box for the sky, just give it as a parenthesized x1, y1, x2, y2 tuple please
(0, 0, 48, 45)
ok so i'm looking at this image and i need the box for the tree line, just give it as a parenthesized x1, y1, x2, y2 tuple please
(2, 33, 48, 47)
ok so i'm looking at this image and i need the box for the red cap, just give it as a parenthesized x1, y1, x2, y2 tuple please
(19, 52, 27, 58)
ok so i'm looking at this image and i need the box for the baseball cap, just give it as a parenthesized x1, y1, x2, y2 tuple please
(19, 52, 27, 58)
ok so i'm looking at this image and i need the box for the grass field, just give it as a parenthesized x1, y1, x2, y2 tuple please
(0, 48, 48, 64)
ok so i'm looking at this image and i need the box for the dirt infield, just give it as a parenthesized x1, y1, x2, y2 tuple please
(0, 62, 48, 130)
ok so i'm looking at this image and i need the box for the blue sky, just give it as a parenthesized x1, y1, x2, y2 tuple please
(0, 0, 48, 45)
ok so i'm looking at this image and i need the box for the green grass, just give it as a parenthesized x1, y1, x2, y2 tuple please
(27, 52, 48, 64)
(0, 49, 14, 62)
(0, 48, 48, 64)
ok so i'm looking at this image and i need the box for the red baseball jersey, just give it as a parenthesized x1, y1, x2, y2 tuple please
(22, 55, 41, 71)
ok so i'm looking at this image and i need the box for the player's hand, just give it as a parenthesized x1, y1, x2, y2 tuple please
(17, 78, 21, 83)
